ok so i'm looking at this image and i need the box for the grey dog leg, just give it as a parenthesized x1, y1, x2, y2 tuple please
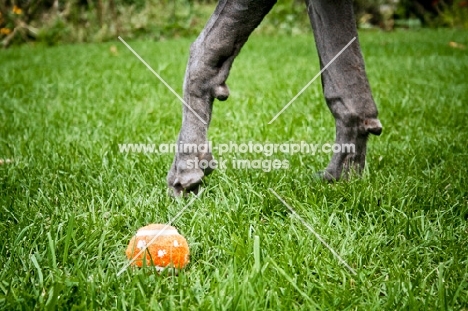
(305, 0, 382, 180)
(167, 0, 276, 196)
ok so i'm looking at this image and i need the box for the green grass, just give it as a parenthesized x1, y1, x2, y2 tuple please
(1, 29, 468, 310)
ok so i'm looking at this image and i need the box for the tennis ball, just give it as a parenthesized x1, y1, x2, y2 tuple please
(126, 224, 190, 271)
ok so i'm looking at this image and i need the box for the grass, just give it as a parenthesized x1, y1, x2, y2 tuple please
(1, 28, 467, 310)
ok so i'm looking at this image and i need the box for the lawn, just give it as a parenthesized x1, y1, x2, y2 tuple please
(1, 29, 467, 310)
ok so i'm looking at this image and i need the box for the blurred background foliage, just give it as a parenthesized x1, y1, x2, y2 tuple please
(0, 0, 467, 47)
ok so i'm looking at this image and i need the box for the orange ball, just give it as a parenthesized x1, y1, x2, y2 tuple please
(126, 224, 190, 271)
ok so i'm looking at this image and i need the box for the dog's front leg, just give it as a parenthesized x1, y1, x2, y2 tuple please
(167, 0, 276, 196)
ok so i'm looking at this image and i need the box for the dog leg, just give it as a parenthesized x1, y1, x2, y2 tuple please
(168, 0, 276, 195)
(305, 0, 382, 180)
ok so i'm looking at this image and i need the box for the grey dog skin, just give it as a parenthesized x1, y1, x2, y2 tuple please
(167, 0, 382, 196)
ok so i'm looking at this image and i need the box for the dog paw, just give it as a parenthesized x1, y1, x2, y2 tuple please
(167, 152, 214, 197)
